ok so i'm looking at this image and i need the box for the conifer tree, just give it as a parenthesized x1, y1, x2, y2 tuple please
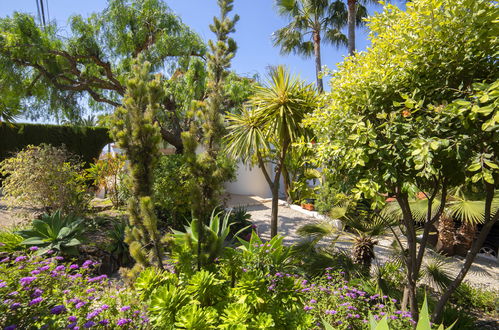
(111, 58, 164, 271)
(181, 0, 239, 268)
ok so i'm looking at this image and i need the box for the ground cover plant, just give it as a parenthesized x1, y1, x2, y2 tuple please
(0, 251, 145, 329)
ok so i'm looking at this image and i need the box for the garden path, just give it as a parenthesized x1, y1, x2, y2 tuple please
(246, 201, 499, 291)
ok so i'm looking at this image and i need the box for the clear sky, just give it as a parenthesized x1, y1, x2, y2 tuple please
(0, 0, 405, 91)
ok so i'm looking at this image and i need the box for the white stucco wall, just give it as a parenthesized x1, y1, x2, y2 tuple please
(224, 162, 273, 198)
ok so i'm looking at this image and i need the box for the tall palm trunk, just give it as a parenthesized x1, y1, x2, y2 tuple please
(313, 30, 323, 93)
(347, 0, 356, 56)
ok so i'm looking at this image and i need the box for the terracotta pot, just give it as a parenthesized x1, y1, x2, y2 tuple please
(303, 203, 315, 211)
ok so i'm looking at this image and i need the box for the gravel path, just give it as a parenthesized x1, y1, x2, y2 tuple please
(247, 202, 499, 291)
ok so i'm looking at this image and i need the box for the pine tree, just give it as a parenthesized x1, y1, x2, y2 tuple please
(181, 0, 239, 269)
(111, 58, 164, 271)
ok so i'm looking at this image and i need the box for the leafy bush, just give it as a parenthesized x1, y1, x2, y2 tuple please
(0, 228, 24, 253)
(17, 211, 85, 256)
(0, 252, 146, 329)
(0, 144, 90, 215)
(86, 153, 126, 207)
(315, 181, 351, 216)
(138, 266, 311, 329)
(152, 155, 191, 229)
(226, 206, 254, 240)
(454, 283, 499, 314)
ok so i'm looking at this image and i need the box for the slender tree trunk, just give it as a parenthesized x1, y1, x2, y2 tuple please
(313, 30, 323, 93)
(432, 183, 498, 322)
(396, 192, 419, 321)
(270, 181, 280, 238)
(282, 165, 292, 203)
(347, 0, 356, 56)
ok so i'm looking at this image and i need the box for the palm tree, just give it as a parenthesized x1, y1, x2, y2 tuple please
(346, 0, 373, 55)
(225, 66, 319, 237)
(298, 205, 392, 274)
(381, 189, 499, 255)
(273, 0, 355, 93)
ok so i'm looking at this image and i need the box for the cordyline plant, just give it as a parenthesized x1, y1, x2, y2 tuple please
(305, 0, 498, 322)
(225, 66, 319, 238)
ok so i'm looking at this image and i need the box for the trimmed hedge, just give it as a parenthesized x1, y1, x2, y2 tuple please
(0, 122, 111, 165)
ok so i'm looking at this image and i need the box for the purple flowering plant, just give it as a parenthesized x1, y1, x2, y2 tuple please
(0, 251, 146, 329)
(302, 270, 416, 329)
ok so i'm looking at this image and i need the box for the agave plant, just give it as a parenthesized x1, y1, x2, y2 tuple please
(17, 210, 85, 255)
(168, 210, 248, 271)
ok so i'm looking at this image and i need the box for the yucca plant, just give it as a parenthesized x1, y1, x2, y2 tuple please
(17, 210, 84, 255)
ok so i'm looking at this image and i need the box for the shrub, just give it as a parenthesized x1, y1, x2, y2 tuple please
(0, 228, 24, 253)
(0, 144, 90, 215)
(138, 267, 311, 329)
(0, 252, 146, 329)
(152, 155, 191, 229)
(17, 211, 85, 256)
(86, 153, 126, 208)
(454, 283, 499, 314)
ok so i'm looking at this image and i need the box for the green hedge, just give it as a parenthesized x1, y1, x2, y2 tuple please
(0, 122, 111, 165)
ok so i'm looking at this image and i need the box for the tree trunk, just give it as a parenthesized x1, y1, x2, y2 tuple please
(396, 192, 419, 321)
(282, 165, 292, 203)
(347, 0, 356, 56)
(313, 30, 323, 93)
(270, 183, 280, 238)
(432, 183, 498, 322)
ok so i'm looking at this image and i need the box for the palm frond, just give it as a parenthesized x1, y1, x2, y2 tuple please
(419, 255, 453, 293)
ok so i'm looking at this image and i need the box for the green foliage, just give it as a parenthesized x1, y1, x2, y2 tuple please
(306, 0, 498, 319)
(307, 0, 498, 201)
(85, 153, 126, 208)
(106, 219, 132, 267)
(367, 296, 455, 330)
(0, 123, 110, 166)
(111, 58, 164, 270)
(0, 0, 204, 121)
(237, 232, 297, 274)
(142, 263, 311, 329)
(17, 211, 85, 256)
(0, 228, 24, 253)
(0, 144, 90, 216)
(315, 181, 352, 215)
(181, 0, 238, 227)
(152, 155, 191, 229)
(453, 283, 499, 315)
(168, 211, 242, 273)
(225, 66, 320, 236)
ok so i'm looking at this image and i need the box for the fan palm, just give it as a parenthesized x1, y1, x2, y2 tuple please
(381, 189, 499, 253)
(225, 66, 319, 237)
(273, 0, 366, 92)
(297, 205, 393, 273)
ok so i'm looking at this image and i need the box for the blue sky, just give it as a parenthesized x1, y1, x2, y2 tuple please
(0, 0, 405, 90)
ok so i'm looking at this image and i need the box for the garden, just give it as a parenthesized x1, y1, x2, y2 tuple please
(0, 0, 498, 329)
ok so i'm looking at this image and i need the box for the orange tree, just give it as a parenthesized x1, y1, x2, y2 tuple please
(305, 0, 498, 322)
